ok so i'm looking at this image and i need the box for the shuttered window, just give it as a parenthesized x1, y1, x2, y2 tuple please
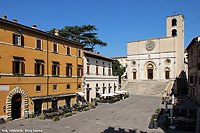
(87, 66, 90, 74)
(53, 43, 58, 53)
(96, 66, 98, 75)
(36, 39, 42, 49)
(13, 33, 24, 46)
(12, 60, 25, 75)
(52, 61, 60, 76)
(67, 46, 71, 55)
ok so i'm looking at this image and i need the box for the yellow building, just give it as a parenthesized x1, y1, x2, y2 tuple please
(0, 15, 84, 120)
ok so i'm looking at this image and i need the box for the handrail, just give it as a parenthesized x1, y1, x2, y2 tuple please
(120, 79, 129, 90)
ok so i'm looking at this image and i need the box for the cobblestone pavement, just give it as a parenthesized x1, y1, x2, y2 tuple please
(0, 95, 187, 133)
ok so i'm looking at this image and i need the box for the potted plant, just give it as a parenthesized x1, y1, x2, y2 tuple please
(52, 116, 60, 121)
(39, 115, 46, 120)
(91, 105, 96, 109)
(28, 114, 34, 118)
(83, 107, 89, 111)
(67, 112, 72, 116)
(63, 113, 68, 118)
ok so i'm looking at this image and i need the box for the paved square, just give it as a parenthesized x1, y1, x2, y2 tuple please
(0, 95, 166, 133)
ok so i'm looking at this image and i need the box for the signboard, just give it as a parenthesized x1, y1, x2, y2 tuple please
(0, 86, 9, 91)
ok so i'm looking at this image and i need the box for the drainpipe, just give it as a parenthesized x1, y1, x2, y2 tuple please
(76, 45, 78, 103)
(47, 36, 49, 109)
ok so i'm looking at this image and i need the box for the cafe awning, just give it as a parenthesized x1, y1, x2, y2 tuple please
(76, 92, 85, 97)
(30, 93, 75, 100)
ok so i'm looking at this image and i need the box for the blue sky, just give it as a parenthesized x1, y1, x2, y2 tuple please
(1, 0, 200, 57)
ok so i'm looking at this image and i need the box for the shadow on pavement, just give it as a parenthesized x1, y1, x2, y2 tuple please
(102, 127, 148, 133)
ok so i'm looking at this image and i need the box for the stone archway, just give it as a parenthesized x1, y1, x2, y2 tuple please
(144, 61, 157, 80)
(6, 86, 28, 120)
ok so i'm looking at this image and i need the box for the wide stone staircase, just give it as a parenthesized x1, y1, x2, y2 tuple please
(124, 80, 169, 96)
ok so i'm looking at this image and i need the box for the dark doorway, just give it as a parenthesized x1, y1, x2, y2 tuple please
(11, 93, 21, 119)
(165, 71, 170, 79)
(148, 69, 153, 79)
(66, 97, 71, 108)
(86, 90, 90, 102)
(34, 100, 42, 115)
(133, 72, 136, 79)
(52, 98, 58, 109)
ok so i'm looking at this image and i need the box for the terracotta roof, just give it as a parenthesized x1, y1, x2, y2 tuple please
(0, 18, 85, 47)
(110, 56, 127, 59)
(186, 36, 200, 50)
(84, 50, 114, 61)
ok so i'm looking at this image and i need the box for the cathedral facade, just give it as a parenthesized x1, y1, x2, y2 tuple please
(127, 14, 185, 81)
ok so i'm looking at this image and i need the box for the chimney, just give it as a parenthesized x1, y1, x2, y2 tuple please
(13, 18, 18, 23)
(55, 29, 59, 36)
(3, 15, 7, 20)
(31, 24, 37, 29)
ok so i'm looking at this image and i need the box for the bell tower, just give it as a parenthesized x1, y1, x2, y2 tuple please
(166, 14, 185, 77)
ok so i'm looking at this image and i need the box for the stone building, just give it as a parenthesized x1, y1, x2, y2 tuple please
(0, 15, 84, 120)
(124, 14, 185, 95)
(186, 36, 200, 103)
(82, 50, 118, 102)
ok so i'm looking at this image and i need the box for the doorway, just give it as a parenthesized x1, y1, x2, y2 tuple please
(165, 71, 170, 79)
(52, 98, 58, 109)
(66, 97, 71, 108)
(11, 93, 21, 119)
(133, 72, 136, 79)
(148, 69, 153, 79)
(34, 100, 42, 115)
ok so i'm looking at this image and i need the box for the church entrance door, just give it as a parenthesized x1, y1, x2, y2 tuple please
(148, 69, 153, 79)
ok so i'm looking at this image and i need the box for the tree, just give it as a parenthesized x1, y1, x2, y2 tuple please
(48, 25, 107, 50)
(112, 60, 126, 83)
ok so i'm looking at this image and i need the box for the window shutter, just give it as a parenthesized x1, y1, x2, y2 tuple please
(35, 63, 37, 75)
(66, 66, 68, 76)
(21, 62, 25, 74)
(70, 67, 72, 76)
(21, 35, 24, 46)
(12, 61, 16, 74)
(58, 65, 60, 75)
(81, 67, 83, 76)
(13, 34, 15, 45)
(52, 65, 54, 75)
(42, 64, 44, 75)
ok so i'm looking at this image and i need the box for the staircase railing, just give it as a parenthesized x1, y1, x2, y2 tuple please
(163, 80, 174, 97)
(120, 79, 129, 90)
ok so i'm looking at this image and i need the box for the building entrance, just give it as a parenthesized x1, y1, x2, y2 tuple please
(148, 69, 153, 79)
(34, 100, 42, 115)
(11, 93, 21, 119)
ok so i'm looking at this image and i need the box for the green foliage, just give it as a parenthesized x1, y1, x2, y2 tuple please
(39, 115, 45, 120)
(156, 108, 160, 112)
(151, 114, 157, 120)
(52, 116, 60, 121)
(67, 112, 72, 116)
(95, 102, 98, 106)
(28, 114, 34, 118)
(83, 107, 89, 111)
(91, 105, 96, 109)
(63, 113, 68, 118)
(48, 25, 107, 49)
(112, 60, 126, 77)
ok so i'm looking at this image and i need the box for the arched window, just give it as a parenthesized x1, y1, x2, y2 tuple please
(172, 29, 177, 37)
(172, 19, 177, 26)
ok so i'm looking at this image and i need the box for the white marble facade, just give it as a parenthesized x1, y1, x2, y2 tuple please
(82, 50, 118, 102)
(127, 14, 185, 81)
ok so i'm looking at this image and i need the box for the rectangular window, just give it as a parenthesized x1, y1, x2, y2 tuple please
(78, 49, 81, 57)
(87, 66, 90, 74)
(35, 61, 44, 76)
(96, 84, 98, 87)
(66, 63, 72, 76)
(87, 84, 89, 88)
(36, 39, 42, 50)
(53, 85, 57, 91)
(67, 84, 70, 90)
(12, 59, 25, 75)
(13, 33, 24, 46)
(52, 61, 60, 76)
(67, 46, 71, 55)
(77, 65, 83, 77)
(103, 67, 105, 75)
(96, 66, 98, 75)
(108, 68, 111, 76)
(36, 85, 41, 92)
(53, 43, 58, 53)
